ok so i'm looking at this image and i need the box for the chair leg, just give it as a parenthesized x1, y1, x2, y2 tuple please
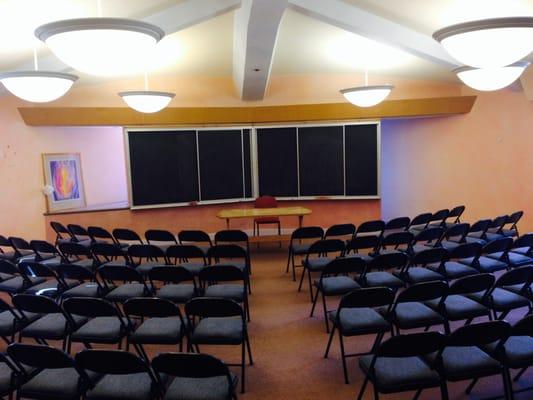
(412, 389, 422, 400)
(339, 332, 349, 384)
(503, 368, 515, 400)
(241, 340, 246, 394)
(440, 382, 450, 400)
(286, 250, 292, 274)
(373, 384, 380, 400)
(307, 269, 314, 302)
(514, 367, 528, 382)
(297, 267, 306, 292)
(309, 287, 320, 317)
(357, 376, 369, 400)
(324, 324, 336, 358)
(245, 331, 254, 365)
(277, 222, 281, 248)
(321, 292, 330, 333)
(465, 378, 478, 394)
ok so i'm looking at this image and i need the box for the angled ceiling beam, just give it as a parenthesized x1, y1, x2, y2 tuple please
(233, 0, 288, 101)
(288, 0, 458, 68)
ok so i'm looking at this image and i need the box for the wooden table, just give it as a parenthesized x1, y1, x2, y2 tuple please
(217, 206, 312, 230)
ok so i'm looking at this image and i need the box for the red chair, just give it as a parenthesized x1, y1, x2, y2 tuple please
(253, 196, 281, 237)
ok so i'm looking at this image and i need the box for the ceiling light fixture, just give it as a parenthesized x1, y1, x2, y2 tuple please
(340, 69, 393, 107)
(0, 48, 77, 103)
(454, 61, 530, 91)
(119, 72, 175, 113)
(433, 17, 533, 68)
(35, 0, 164, 76)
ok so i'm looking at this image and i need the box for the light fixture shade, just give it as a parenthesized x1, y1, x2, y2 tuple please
(119, 90, 175, 113)
(340, 85, 394, 107)
(35, 18, 165, 77)
(0, 71, 77, 102)
(433, 17, 533, 68)
(454, 61, 530, 91)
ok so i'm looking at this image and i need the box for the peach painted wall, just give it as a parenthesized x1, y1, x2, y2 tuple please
(381, 88, 533, 232)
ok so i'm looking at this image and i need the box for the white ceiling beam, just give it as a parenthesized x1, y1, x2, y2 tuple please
(233, 0, 288, 101)
(288, 0, 458, 68)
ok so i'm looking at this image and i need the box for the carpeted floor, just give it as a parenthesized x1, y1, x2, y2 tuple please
(5, 246, 533, 399)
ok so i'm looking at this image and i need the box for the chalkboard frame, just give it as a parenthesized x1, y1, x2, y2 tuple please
(125, 121, 380, 209)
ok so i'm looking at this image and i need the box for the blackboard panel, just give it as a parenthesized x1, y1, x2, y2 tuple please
(298, 126, 344, 196)
(198, 130, 244, 200)
(257, 127, 298, 197)
(345, 124, 378, 196)
(243, 130, 252, 198)
(129, 131, 198, 206)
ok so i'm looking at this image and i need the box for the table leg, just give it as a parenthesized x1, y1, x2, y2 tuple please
(298, 215, 303, 228)
(226, 218, 230, 230)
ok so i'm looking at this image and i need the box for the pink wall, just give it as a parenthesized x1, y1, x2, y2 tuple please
(381, 88, 533, 232)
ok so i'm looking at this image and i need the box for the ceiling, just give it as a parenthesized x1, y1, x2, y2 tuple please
(1, 0, 532, 101)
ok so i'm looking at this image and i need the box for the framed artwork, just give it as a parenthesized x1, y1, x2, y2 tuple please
(42, 153, 86, 212)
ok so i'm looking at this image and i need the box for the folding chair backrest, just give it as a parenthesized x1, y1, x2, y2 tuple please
(377, 331, 446, 358)
(305, 239, 345, 258)
(512, 315, 533, 337)
(207, 244, 247, 263)
(380, 231, 413, 248)
(92, 242, 129, 263)
(444, 223, 470, 241)
(127, 244, 166, 264)
(396, 280, 448, 303)
(57, 263, 94, 281)
(448, 242, 482, 260)
(76, 350, 149, 374)
(339, 287, 394, 309)
(409, 213, 432, 229)
(50, 221, 72, 240)
(58, 242, 92, 259)
(18, 262, 56, 279)
(413, 227, 444, 244)
(152, 352, 231, 379)
(429, 209, 450, 226)
(482, 237, 512, 256)
(166, 245, 206, 262)
(178, 230, 212, 245)
(290, 226, 324, 241)
(369, 252, 410, 271)
(8, 237, 32, 252)
(383, 217, 410, 232)
(87, 226, 115, 243)
(356, 220, 385, 236)
(506, 211, 523, 226)
(145, 229, 177, 244)
(8, 343, 75, 369)
(322, 257, 366, 276)
(98, 265, 143, 283)
(469, 219, 491, 234)
(214, 230, 249, 245)
(410, 248, 447, 266)
(67, 224, 90, 242)
(30, 240, 60, 260)
(199, 265, 245, 283)
(448, 273, 495, 296)
(112, 228, 143, 245)
(185, 297, 243, 319)
(123, 297, 180, 318)
(149, 266, 194, 284)
(324, 224, 356, 240)
(447, 320, 510, 347)
(63, 297, 117, 317)
(447, 205, 466, 223)
(489, 215, 508, 232)
(346, 235, 380, 254)
(495, 266, 533, 288)
(13, 294, 60, 314)
(0, 260, 19, 275)
(0, 235, 13, 253)
(511, 233, 533, 251)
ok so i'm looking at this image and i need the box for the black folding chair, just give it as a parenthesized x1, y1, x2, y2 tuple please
(464, 218, 492, 244)
(382, 217, 410, 237)
(75, 349, 161, 400)
(324, 223, 356, 241)
(0, 260, 47, 296)
(500, 211, 524, 238)
(127, 244, 167, 275)
(50, 221, 76, 246)
(438, 223, 471, 251)
(444, 205, 466, 227)
(8, 237, 36, 262)
(18, 262, 77, 298)
(67, 224, 93, 245)
(152, 352, 238, 400)
(285, 226, 324, 281)
(485, 215, 511, 242)
(0, 235, 17, 262)
(87, 225, 119, 246)
(462, 237, 512, 273)
(324, 287, 394, 384)
(310, 257, 363, 332)
(407, 213, 432, 233)
(64, 297, 131, 350)
(0, 297, 38, 344)
(178, 230, 212, 256)
(166, 244, 208, 277)
(8, 343, 91, 400)
(91, 242, 131, 268)
(208, 245, 251, 293)
(355, 220, 385, 238)
(58, 242, 96, 271)
(395, 248, 447, 285)
(112, 228, 144, 248)
(375, 231, 412, 255)
(357, 332, 448, 400)
(98, 265, 151, 304)
(144, 229, 177, 252)
(29, 240, 64, 269)
(57, 263, 108, 299)
(427, 209, 450, 228)
(345, 235, 380, 263)
(214, 230, 251, 256)
(359, 252, 407, 290)
(124, 297, 187, 359)
(410, 227, 444, 253)
(186, 297, 252, 393)
(501, 233, 533, 268)
(148, 266, 197, 304)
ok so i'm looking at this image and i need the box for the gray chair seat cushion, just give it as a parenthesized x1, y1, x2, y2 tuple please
(22, 313, 87, 339)
(507, 252, 533, 266)
(163, 374, 237, 400)
(62, 283, 102, 299)
(510, 247, 531, 256)
(344, 253, 374, 263)
(485, 233, 505, 242)
(71, 316, 125, 343)
(426, 295, 488, 321)
(303, 257, 332, 271)
(485, 336, 533, 368)
(464, 236, 487, 245)
(473, 256, 508, 273)
(317, 276, 359, 296)
(129, 317, 184, 344)
(180, 262, 207, 276)
(0, 362, 14, 396)
(440, 240, 462, 251)
(135, 262, 162, 275)
(487, 288, 530, 311)
(0, 276, 46, 294)
(0, 309, 38, 336)
(0, 273, 14, 282)
(364, 272, 404, 289)
(290, 243, 311, 255)
(411, 244, 437, 253)
(85, 372, 155, 400)
(204, 284, 244, 302)
(329, 307, 390, 336)
(429, 261, 478, 280)
(39, 256, 63, 269)
(391, 302, 444, 329)
(190, 317, 243, 345)
(359, 355, 441, 392)
(72, 258, 96, 270)
(25, 279, 79, 296)
(158, 284, 196, 303)
(428, 346, 501, 380)
(19, 367, 86, 399)
(401, 267, 444, 284)
(0, 251, 16, 261)
(105, 283, 147, 302)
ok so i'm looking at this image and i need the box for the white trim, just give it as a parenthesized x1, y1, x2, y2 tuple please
(250, 128, 259, 197)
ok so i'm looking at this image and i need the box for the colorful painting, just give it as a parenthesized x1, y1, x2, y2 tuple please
(42, 153, 85, 211)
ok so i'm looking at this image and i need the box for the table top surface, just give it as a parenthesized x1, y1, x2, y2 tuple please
(217, 206, 312, 219)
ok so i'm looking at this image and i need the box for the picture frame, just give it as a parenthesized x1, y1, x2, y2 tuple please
(42, 153, 86, 212)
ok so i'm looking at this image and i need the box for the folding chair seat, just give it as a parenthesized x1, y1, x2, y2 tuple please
(502, 233, 533, 268)
(58, 242, 96, 271)
(425, 321, 513, 399)
(166, 244, 208, 276)
(64, 297, 131, 349)
(460, 237, 512, 273)
(76, 349, 161, 400)
(0, 259, 18, 282)
(200, 265, 250, 321)
(382, 217, 410, 237)
(208, 245, 252, 294)
(499, 210, 523, 238)
(98, 265, 151, 303)
(324, 223, 356, 241)
(67, 224, 95, 246)
(355, 220, 385, 238)
(426, 209, 450, 228)
(91, 242, 131, 268)
(344, 235, 380, 263)
(186, 297, 252, 393)
(178, 230, 212, 256)
(13, 294, 86, 351)
(112, 228, 144, 248)
(88, 226, 124, 247)
(443, 205, 466, 228)
(149, 266, 197, 303)
(144, 229, 177, 252)
(8, 343, 93, 400)
(0, 235, 17, 262)
(359, 252, 407, 290)
(427, 242, 481, 280)
(30, 240, 64, 269)
(0, 260, 47, 296)
(385, 280, 449, 335)
(0, 352, 22, 398)
(50, 221, 77, 246)
(409, 227, 444, 254)
(19, 262, 79, 298)
(438, 223, 470, 251)
(297, 239, 344, 300)
(309, 257, 364, 332)
(425, 274, 494, 332)
(324, 287, 394, 384)
(124, 298, 187, 357)
(357, 332, 448, 400)
(0, 298, 38, 344)
(58, 263, 109, 299)
(152, 352, 238, 400)
(464, 219, 491, 245)
(375, 231, 412, 255)
(484, 215, 510, 242)
(395, 248, 447, 285)
(285, 226, 324, 281)
(8, 236, 36, 262)
(407, 213, 432, 234)
(128, 244, 168, 275)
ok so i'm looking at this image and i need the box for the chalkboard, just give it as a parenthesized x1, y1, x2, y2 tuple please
(128, 131, 198, 206)
(257, 127, 298, 197)
(345, 124, 378, 195)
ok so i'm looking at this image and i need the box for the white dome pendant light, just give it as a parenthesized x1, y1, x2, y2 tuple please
(35, 0, 164, 77)
(0, 48, 77, 103)
(454, 61, 530, 91)
(340, 68, 393, 107)
(119, 72, 175, 113)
